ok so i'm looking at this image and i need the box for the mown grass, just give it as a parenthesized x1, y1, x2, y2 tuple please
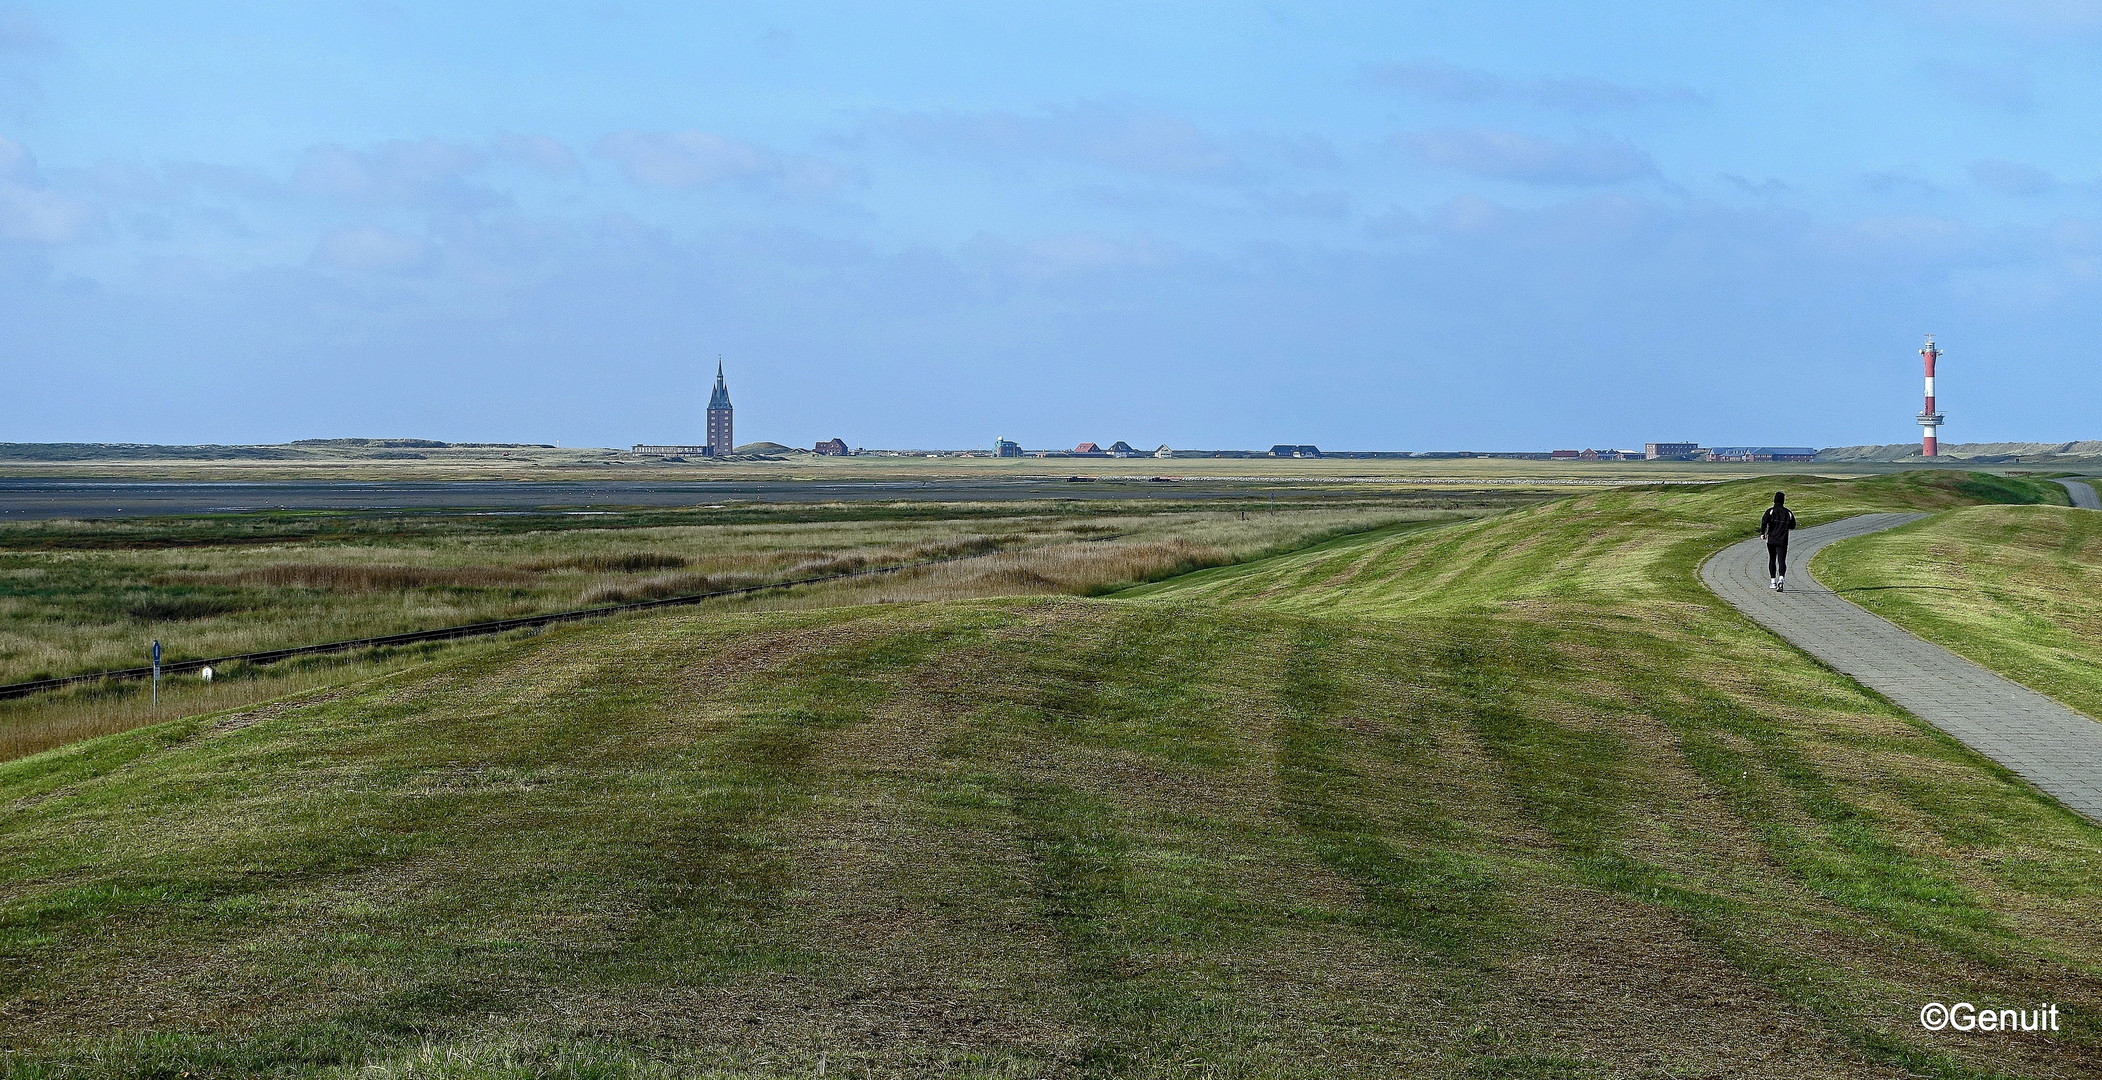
(2, 471, 2098, 1078)
(1814, 502, 2102, 720)
(0, 502, 1461, 687)
(0, 639, 525, 764)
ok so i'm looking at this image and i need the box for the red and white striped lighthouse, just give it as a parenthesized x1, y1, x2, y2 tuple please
(1917, 335, 1945, 458)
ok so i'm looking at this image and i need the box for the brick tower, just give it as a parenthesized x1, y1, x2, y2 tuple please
(706, 358, 733, 457)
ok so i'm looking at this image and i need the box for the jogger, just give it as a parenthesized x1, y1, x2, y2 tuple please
(1759, 491, 1796, 591)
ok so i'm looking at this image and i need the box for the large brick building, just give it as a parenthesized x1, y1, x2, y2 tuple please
(705, 360, 733, 457)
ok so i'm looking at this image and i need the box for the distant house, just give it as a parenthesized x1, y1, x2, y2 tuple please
(1550, 450, 1580, 459)
(1108, 440, 1140, 457)
(1270, 444, 1322, 458)
(994, 438, 1022, 457)
(1706, 446, 1817, 463)
(1154, 444, 1174, 458)
(814, 438, 849, 456)
(1645, 442, 1703, 461)
(1073, 442, 1104, 455)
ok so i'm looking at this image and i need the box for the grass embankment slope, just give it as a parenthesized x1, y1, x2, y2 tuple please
(0, 501, 1436, 686)
(3, 473, 2098, 1078)
(0, 503, 1471, 766)
(1816, 500, 2102, 721)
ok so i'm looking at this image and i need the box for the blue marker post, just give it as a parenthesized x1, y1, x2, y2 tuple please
(151, 639, 161, 705)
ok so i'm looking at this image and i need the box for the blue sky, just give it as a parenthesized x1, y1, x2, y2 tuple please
(5, 2, 2102, 451)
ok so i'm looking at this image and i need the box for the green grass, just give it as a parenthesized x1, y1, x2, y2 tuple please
(1815, 502, 2102, 720)
(3, 471, 2099, 1077)
(0, 500, 1470, 688)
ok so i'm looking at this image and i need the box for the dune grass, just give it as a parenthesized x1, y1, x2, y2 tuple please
(2, 471, 2098, 1077)
(1814, 503, 2102, 720)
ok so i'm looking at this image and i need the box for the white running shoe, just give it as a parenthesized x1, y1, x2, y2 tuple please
(1769, 578, 1778, 590)
(1776, 576, 1785, 592)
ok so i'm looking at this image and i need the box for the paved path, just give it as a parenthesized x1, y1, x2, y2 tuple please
(2057, 478, 2101, 510)
(1702, 514, 2102, 822)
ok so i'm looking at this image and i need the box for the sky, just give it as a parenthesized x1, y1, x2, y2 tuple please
(5, 1, 2102, 451)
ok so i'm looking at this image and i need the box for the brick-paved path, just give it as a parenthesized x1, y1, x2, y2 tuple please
(2057, 478, 2101, 510)
(1702, 513, 2102, 823)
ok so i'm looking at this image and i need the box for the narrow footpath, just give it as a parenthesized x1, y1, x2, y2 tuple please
(2057, 477, 2101, 509)
(1702, 514, 2102, 823)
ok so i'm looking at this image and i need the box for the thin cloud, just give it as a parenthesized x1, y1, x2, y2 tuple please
(1969, 158, 2057, 195)
(961, 229, 1182, 281)
(0, 7, 56, 55)
(1722, 174, 1795, 199)
(1925, 0, 2102, 32)
(0, 132, 29, 179)
(857, 103, 1244, 180)
(596, 129, 852, 196)
(1368, 61, 1704, 111)
(1249, 189, 1353, 220)
(67, 159, 280, 204)
(0, 183, 99, 243)
(311, 225, 432, 273)
(0, 6, 55, 115)
(74, 136, 575, 209)
(1864, 170, 1942, 199)
(292, 139, 506, 211)
(597, 130, 772, 186)
(493, 133, 581, 177)
(0, 134, 101, 244)
(1401, 128, 1656, 186)
(1936, 61, 2036, 112)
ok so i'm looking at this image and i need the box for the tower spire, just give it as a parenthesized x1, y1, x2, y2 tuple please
(706, 354, 734, 456)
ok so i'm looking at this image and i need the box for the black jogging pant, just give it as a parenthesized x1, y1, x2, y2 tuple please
(1767, 536, 1788, 578)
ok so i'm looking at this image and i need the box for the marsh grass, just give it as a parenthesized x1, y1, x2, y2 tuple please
(577, 571, 743, 606)
(0, 504, 1440, 686)
(527, 551, 690, 573)
(730, 537, 1233, 610)
(0, 505, 1463, 769)
(123, 594, 247, 621)
(193, 564, 537, 591)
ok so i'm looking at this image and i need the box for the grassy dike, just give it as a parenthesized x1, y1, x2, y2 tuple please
(1814, 501, 2102, 721)
(0, 501, 1453, 688)
(2, 473, 2098, 1078)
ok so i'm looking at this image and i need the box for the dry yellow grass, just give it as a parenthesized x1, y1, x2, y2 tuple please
(734, 537, 1232, 609)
